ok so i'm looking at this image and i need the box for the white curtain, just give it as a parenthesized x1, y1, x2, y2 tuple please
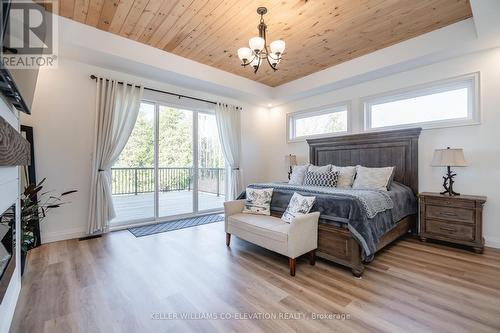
(88, 78, 144, 234)
(215, 103, 242, 199)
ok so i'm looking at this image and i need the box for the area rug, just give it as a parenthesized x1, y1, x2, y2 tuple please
(128, 214, 224, 237)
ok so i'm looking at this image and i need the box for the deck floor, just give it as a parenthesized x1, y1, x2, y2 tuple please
(112, 191, 225, 222)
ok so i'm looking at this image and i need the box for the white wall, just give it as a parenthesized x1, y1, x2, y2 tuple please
(260, 47, 500, 248)
(0, 98, 21, 333)
(21, 58, 266, 243)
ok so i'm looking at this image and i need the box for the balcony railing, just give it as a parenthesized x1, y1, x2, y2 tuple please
(111, 167, 225, 196)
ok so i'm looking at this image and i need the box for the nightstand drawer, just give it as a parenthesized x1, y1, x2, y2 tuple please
(426, 197, 475, 209)
(426, 205, 474, 223)
(425, 220, 474, 241)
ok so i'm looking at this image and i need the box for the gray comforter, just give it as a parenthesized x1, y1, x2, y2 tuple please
(237, 182, 417, 261)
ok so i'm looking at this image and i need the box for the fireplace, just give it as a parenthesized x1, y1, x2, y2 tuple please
(0, 204, 15, 303)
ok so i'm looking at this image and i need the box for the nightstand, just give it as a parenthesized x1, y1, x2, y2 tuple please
(419, 192, 487, 253)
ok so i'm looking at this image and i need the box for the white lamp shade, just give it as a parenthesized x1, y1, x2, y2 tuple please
(270, 40, 285, 54)
(431, 148, 468, 167)
(237, 47, 253, 62)
(268, 54, 279, 66)
(285, 154, 297, 166)
(249, 36, 265, 52)
(250, 56, 261, 68)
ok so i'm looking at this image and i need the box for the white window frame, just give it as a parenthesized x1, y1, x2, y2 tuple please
(363, 72, 480, 131)
(287, 102, 351, 142)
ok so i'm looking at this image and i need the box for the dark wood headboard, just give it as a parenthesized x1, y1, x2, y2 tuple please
(307, 128, 421, 194)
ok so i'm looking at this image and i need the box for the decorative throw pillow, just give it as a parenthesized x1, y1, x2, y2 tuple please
(331, 165, 357, 188)
(281, 192, 316, 223)
(352, 165, 395, 191)
(308, 164, 332, 173)
(303, 170, 339, 187)
(288, 164, 309, 185)
(242, 188, 273, 215)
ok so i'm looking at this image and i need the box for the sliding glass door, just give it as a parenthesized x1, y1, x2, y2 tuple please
(111, 102, 155, 223)
(111, 101, 226, 226)
(197, 112, 226, 211)
(158, 105, 194, 217)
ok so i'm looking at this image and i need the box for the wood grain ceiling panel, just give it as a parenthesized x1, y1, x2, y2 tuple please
(53, 0, 473, 87)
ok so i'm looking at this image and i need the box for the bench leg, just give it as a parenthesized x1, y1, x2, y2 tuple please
(289, 258, 296, 276)
(226, 233, 231, 246)
(309, 250, 316, 266)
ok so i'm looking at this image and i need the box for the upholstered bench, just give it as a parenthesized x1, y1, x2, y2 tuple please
(224, 199, 320, 276)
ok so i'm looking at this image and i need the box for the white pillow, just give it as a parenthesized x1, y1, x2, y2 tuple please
(242, 188, 273, 215)
(281, 192, 316, 223)
(352, 165, 394, 191)
(288, 164, 309, 185)
(308, 164, 332, 173)
(331, 166, 357, 188)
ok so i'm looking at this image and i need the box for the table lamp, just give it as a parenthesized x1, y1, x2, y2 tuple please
(286, 154, 297, 180)
(431, 147, 467, 196)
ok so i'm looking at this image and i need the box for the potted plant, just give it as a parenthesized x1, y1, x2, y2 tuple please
(21, 178, 76, 274)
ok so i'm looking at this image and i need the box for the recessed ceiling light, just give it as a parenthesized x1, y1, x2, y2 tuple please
(267, 103, 272, 107)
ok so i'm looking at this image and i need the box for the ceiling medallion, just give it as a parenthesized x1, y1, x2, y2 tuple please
(237, 7, 285, 74)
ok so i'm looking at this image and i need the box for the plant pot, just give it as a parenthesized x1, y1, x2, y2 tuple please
(21, 250, 27, 276)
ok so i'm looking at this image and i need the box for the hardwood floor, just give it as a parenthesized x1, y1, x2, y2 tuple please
(11, 222, 500, 333)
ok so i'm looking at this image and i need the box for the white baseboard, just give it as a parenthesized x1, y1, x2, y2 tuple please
(485, 236, 500, 249)
(41, 228, 87, 244)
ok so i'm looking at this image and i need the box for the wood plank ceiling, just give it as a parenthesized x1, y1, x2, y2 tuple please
(53, 0, 473, 87)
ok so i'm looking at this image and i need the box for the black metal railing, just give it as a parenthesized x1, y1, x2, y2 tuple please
(111, 167, 225, 196)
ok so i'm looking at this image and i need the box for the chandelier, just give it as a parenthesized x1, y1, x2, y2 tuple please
(237, 7, 285, 73)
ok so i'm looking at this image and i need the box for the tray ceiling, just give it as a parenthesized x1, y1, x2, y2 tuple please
(52, 0, 472, 87)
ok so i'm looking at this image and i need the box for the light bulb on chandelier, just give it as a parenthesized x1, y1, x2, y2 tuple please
(237, 7, 285, 73)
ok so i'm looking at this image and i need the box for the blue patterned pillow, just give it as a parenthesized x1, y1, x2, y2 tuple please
(303, 170, 339, 187)
(281, 192, 316, 223)
(242, 188, 273, 215)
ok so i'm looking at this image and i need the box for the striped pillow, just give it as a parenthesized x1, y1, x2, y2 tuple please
(303, 170, 339, 187)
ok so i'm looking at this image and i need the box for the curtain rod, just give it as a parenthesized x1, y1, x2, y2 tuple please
(89, 75, 242, 110)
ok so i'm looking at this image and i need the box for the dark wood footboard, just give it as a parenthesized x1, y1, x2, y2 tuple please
(316, 215, 415, 277)
(317, 223, 364, 277)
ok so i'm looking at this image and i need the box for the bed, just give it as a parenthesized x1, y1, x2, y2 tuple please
(306, 127, 421, 276)
(240, 127, 421, 277)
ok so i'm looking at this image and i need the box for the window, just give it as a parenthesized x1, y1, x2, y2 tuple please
(364, 73, 479, 130)
(287, 104, 349, 141)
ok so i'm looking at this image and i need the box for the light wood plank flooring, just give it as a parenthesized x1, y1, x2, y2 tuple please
(10, 222, 500, 333)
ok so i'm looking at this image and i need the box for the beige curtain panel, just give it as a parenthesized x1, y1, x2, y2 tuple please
(215, 103, 242, 199)
(88, 78, 144, 234)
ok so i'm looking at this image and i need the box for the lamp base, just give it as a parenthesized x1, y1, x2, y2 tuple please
(440, 189, 460, 196)
(441, 166, 460, 196)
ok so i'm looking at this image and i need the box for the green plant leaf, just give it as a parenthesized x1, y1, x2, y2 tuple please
(61, 190, 78, 196)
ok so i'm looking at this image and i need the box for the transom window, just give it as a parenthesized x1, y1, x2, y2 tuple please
(364, 73, 479, 130)
(287, 104, 349, 141)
